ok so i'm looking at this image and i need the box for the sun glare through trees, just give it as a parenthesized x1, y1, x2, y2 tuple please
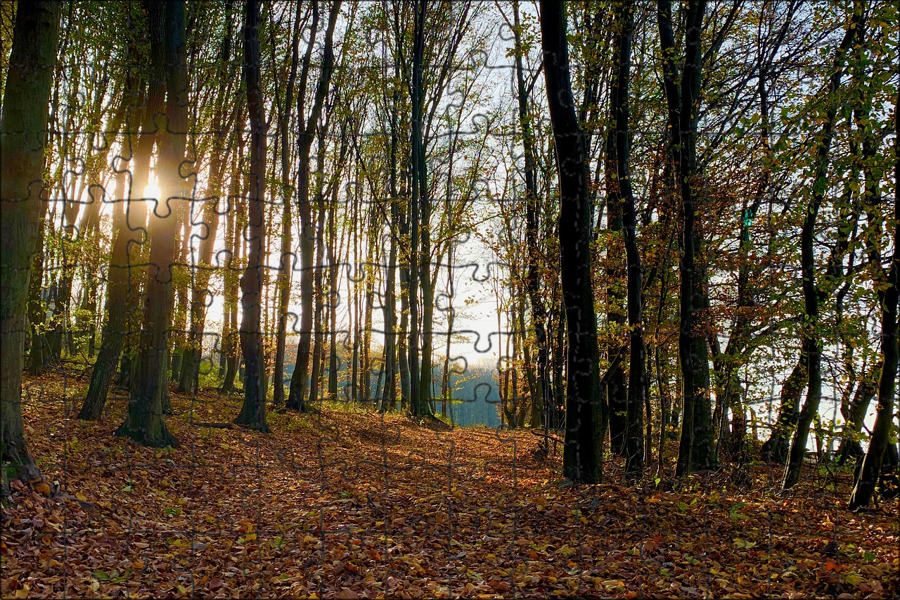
(1, 0, 897, 597)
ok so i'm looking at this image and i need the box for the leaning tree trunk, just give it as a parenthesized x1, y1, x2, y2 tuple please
(80, 47, 151, 420)
(540, 0, 605, 484)
(287, 0, 340, 412)
(761, 351, 806, 463)
(79, 172, 130, 420)
(849, 86, 899, 510)
(0, 0, 61, 489)
(783, 10, 858, 490)
(836, 361, 879, 465)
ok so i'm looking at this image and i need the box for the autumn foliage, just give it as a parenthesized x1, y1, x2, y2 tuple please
(2, 371, 898, 599)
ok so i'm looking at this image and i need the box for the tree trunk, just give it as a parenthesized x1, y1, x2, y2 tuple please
(836, 361, 879, 465)
(849, 83, 899, 509)
(178, 47, 233, 396)
(79, 170, 131, 420)
(115, 0, 187, 448)
(381, 96, 399, 410)
(287, 0, 340, 412)
(605, 126, 628, 457)
(540, 0, 604, 484)
(761, 351, 807, 464)
(272, 6, 299, 409)
(407, 0, 427, 418)
(657, 0, 716, 476)
(510, 2, 548, 432)
(0, 0, 61, 488)
(783, 10, 858, 489)
(25, 205, 50, 375)
(220, 147, 242, 395)
(233, 0, 270, 433)
(613, 0, 645, 477)
(308, 131, 328, 408)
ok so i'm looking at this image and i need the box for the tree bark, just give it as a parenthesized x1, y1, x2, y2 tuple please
(407, 0, 428, 418)
(287, 0, 340, 412)
(836, 361, 879, 465)
(79, 170, 131, 420)
(511, 1, 548, 432)
(657, 0, 717, 476)
(272, 5, 300, 409)
(783, 8, 859, 489)
(849, 83, 899, 509)
(540, 0, 605, 484)
(233, 0, 270, 432)
(115, 0, 188, 448)
(0, 0, 61, 488)
(612, 0, 645, 477)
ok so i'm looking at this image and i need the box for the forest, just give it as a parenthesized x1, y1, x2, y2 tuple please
(1, 0, 898, 597)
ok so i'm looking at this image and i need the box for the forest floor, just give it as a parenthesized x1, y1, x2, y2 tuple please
(2, 369, 898, 599)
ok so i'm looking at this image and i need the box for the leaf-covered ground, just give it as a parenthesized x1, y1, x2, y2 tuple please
(2, 370, 898, 599)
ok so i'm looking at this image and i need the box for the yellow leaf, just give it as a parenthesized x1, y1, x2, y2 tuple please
(76, 492, 88, 502)
(35, 483, 50, 496)
(14, 584, 30, 599)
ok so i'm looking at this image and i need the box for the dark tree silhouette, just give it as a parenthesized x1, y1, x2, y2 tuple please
(0, 0, 61, 487)
(540, 0, 605, 484)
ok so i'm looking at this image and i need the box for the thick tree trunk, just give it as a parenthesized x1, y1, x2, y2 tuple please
(115, 1, 187, 448)
(0, 0, 61, 489)
(234, 0, 270, 433)
(540, 0, 605, 484)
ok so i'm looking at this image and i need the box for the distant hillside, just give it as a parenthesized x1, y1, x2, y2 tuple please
(278, 360, 502, 428)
